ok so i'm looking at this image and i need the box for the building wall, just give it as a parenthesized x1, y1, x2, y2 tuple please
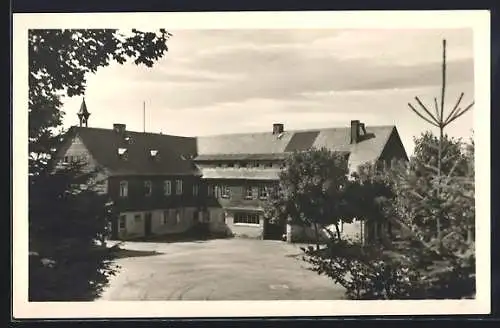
(206, 207, 228, 234)
(225, 211, 264, 239)
(205, 178, 276, 210)
(117, 207, 198, 240)
(55, 135, 109, 194)
(108, 175, 204, 212)
(287, 220, 366, 244)
(379, 128, 409, 164)
(340, 220, 365, 242)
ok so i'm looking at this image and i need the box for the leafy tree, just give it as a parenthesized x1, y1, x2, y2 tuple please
(264, 148, 350, 248)
(29, 29, 171, 300)
(29, 28, 171, 174)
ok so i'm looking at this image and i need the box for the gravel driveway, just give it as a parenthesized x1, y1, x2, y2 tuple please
(99, 238, 345, 301)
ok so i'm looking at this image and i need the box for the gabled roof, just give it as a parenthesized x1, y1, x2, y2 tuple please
(62, 123, 406, 179)
(195, 125, 399, 166)
(64, 126, 198, 176)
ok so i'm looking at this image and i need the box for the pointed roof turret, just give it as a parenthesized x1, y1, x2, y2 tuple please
(77, 97, 91, 127)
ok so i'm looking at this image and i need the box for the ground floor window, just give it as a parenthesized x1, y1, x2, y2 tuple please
(233, 212, 260, 225)
(119, 215, 126, 229)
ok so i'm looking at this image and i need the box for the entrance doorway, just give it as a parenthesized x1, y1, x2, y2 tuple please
(263, 218, 286, 240)
(144, 212, 152, 236)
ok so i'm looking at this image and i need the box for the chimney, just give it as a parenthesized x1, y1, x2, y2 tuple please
(273, 123, 284, 135)
(359, 122, 366, 135)
(113, 123, 126, 134)
(350, 120, 360, 144)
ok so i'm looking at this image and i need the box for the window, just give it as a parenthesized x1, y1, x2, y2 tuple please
(117, 148, 128, 160)
(162, 211, 168, 225)
(265, 162, 273, 168)
(221, 185, 230, 198)
(134, 214, 141, 223)
(244, 186, 254, 199)
(144, 180, 152, 196)
(234, 212, 260, 225)
(64, 156, 69, 163)
(176, 210, 181, 224)
(164, 180, 172, 196)
(119, 181, 128, 197)
(119, 215, 126, 229)
(207, 184, 213, 197)
(258, 186, 268, 199)
(176, 179, 183, 195)
(193, 184, 199, 196)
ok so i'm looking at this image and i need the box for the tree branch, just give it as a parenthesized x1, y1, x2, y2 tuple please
(408, 103, 440, 127)
(434, 97, 440, 121)
(444, 92, 464, 125)
(447, 102, 474, 125)
(415, 96, 440, 124)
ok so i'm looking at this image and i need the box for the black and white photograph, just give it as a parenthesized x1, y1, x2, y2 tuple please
(12, 11, 490, 318)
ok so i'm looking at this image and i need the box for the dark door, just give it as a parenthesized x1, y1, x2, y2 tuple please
(111, 216, 119, 240)
(144, 212, 152, 236)
(263, 218, 286, 240)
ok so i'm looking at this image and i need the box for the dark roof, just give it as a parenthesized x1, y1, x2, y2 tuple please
(195, 125, 399, 166)
(66, 126, 198, 176)
(195, 153, 288, 161)
(66, 123, 405, 179)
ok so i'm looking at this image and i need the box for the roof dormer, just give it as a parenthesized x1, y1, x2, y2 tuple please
(149, 149, 159, 160)
(117, 147, 128, 160)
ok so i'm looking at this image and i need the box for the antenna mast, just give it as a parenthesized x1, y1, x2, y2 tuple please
(143, 101, 146, 133)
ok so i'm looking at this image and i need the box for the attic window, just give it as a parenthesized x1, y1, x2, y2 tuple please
(124, 136, 132, 144)
(118, 147, 128, 160)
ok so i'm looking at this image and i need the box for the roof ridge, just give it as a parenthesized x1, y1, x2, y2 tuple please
(195, 124, 396, 138)
(72, 125, 194, 139)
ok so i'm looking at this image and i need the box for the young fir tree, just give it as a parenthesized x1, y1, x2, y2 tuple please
(301, 39, 475, 300)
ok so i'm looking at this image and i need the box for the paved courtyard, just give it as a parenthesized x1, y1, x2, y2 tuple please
(98, 238, 345, 301)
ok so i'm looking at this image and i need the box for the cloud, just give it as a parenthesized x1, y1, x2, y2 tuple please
(62, 28, 475, 155)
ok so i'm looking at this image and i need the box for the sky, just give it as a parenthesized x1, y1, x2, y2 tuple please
(61, 28, 475, 155)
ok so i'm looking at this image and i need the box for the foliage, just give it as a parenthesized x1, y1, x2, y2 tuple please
(264, 147, 350, 244)
(302, 241, 426, 300)
(299, 39, 475, 300)
(412, 131, 470, 178)
(28, 29, 170, 300)
(29, 162, 122, 301)
(29, 28, 172, 173)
